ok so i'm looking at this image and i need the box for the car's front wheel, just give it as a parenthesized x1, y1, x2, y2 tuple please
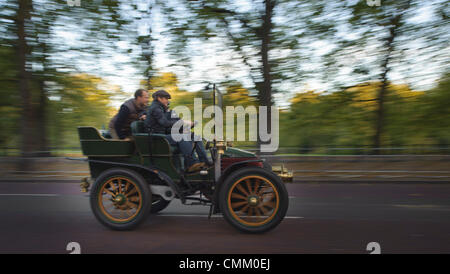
(219, 167, 289, 233)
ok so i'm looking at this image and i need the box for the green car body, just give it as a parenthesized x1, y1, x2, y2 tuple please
(77, 121, 292, 233)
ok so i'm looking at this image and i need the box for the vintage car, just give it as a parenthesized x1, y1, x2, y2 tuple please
(76, 89, 293, 233)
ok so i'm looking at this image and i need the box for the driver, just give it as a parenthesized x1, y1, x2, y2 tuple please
(144, 90, 210, 173)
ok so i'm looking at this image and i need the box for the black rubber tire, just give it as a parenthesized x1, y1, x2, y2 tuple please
(263, 161, 272, 171)
(90, 168, 152, 231)
(150, 195, 171, 214)
(219, 167, 289, 233)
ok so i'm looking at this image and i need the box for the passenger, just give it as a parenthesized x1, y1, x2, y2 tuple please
(144, 90, 210, 173)
(109, 89, 149, 140)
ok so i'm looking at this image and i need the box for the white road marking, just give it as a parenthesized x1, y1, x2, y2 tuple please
(156, 214, 304, 219)
(392, 204, 446, 209)
(0, 194, 61, 197)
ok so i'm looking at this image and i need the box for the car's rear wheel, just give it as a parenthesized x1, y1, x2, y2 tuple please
(90, 168, 152, 230)
(219, 167, 289, 233)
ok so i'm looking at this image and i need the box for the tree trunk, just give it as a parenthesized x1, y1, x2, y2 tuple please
(36, 76, 49, 156)
(258, 0, 275, 153)
(373, 26, 395, 153)
(15, 0, 34, 166)
(36, 32, 50, 157)
(373, 1, 410, 153)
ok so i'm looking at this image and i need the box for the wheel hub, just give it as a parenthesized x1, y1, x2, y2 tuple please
(113, 194, 127, 206)
(248, 195, 259, 207)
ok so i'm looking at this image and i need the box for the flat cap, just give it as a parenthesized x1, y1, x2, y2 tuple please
(152, 89, 171, 99)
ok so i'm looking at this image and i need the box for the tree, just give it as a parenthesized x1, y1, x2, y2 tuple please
(422, 73, 450, 146)
(322, 0, 449, 151)
(14, 0, 34, 160)
(48, 73, 123, 149)
(0, 45, 21, 153)
(1, 0, 148, 158)
(157, 0, 334, 151)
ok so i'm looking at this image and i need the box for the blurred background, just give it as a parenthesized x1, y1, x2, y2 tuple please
(0, 0, 449, 180)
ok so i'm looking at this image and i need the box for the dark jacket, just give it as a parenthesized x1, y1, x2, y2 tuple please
(109, 98, 146, 139)
(144, 100, 180, 134)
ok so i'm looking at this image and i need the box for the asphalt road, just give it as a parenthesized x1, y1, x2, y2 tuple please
(0, 182, 449, 254)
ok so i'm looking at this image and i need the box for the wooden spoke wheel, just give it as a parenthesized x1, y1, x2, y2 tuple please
(220, 167, 288, 233)
(228, 176, 279, 226)
(99, 177, 143, 222)
(90, 168, 152, 230)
